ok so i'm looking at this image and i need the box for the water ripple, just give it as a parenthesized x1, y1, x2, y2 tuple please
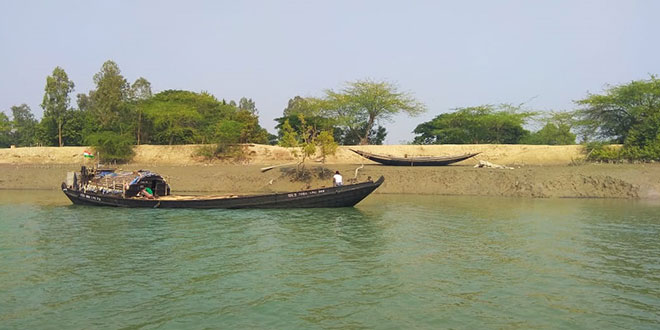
(1, 193, 659, 328)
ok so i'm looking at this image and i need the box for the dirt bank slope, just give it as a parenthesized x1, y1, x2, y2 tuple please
(1, 163, 659, 199)
(0, 144, 585, 165)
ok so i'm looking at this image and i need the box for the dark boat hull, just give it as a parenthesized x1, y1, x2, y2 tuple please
(62, 176, 384, 209)
(351, 149, 479, 166)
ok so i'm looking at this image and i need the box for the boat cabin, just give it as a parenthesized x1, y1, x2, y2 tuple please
(66, 166, 170, 198)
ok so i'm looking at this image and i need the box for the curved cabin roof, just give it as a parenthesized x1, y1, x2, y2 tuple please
(90, 169, 167, 189)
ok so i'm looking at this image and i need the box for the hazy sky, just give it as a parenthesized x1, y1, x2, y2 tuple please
(1, 0, 658, 143)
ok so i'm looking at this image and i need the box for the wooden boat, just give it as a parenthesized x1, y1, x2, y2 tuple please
(61, 166, 384, 209)
(350, 149, 480, 166)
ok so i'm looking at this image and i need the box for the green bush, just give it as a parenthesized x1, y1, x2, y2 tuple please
(584, 142, 621, 162)
(620, 144, 660, 161)
(85, 131, 135, 163)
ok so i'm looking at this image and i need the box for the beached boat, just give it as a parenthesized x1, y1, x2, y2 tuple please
(61, 166, 384, 209)
(350, 149, 479, 166)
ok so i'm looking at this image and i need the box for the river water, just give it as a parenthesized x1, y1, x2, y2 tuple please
(1, 191, 659, 329)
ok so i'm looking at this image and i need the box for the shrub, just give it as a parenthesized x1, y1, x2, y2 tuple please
(85, 131, 135, 163)
(584, 142, 621, 162)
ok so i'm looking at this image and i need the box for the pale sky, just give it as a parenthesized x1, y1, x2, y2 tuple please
(1, 0, 658, 143)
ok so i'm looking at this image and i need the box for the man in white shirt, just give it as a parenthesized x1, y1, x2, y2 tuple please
(333, 171, 343, 187)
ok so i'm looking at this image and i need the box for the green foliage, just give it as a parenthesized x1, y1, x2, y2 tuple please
(316, 130, 338, 163)
(0, 112, 11, 148)
(336, 124, 387, 145)
(278, 119, 299, 148)
(129, 77, 152, 101)
(41, 66, 75, 147)
(576, 76, 660, 160)
(233, 109, 269, 144)
(277, 115, 338, 164)
(10, 104, 38, 146)
(238, 97, 257, 114)
(523, 123, 576, 145)
(144, 101, 201, 145)
(275, 114, 335, 139)
(90, 60, 130, 131)
(85, 131, 135, 163)
(584, 142, 621, 162)
(275, 94, 390, 145)
(283, 96, 325, 117)
(413, 105, 533, 144)
(324, 80, 425, 145)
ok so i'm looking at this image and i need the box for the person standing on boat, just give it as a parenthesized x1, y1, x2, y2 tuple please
(333, 171, 343, 187)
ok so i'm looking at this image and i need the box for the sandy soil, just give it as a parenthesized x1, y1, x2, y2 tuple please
(0, 144, 586, 166)
(1, 144, 658, 199)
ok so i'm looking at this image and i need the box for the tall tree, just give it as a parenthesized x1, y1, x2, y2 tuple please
(41, 66, 75, 147)
(325, 80, 426, 144)
(0, 112, 11, 147)
(238, 97, 257, 114)
(576, 76, 660, 143)
(10, 104, 38, 146)
(91, 60, 129, 131)
(0, 112, 11, 148)
(129, 77, 152, 144)
(576, 76, 660, 160)
(129, 77, 152, 101)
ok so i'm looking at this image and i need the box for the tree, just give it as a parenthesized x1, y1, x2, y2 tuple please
(90, 60, 129, 131)
(576, 76, 660, 160)
(41, 66, 75, 147)
(413, 105, 533, 144)
(0, 112, 11, 148)
(10, 104, 38, 146)
(523, 112, 576, 145)
(523, 123, 576, 145)
(129, 77, 152, 101)
(144, 101, 201, 145)
(283, 96, 324, 117)
(576, 76, 660, 143)
(336, 124, 387, 145)
(238, 97, 257, 114)
(278, 119, 299, 148)
(128, 77, 153, 144)
(324, 80, 425, 144)
(85, 131, 135, 163)
(316, 130, 338, 163)
(276, 95, 388, 145)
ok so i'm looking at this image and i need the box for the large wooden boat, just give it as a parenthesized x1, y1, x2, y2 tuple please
(350, 149, 480, 166)
(61, 166, 384, 209)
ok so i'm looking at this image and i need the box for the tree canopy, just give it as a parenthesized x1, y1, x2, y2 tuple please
(324, 80, 425, 145)
(275, 80, 422, 145)
(413, 105, 534, 144)
(522, 112, 576, 145)
(576, 76, 660, 160)
(41, 66, 75, 147)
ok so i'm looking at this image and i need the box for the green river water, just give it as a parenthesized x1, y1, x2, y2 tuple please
(1, 191, 659, 329)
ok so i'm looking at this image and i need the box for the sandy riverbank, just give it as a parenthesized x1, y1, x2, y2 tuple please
(1, 144, 658, 199)
(0, 144, 587, 166)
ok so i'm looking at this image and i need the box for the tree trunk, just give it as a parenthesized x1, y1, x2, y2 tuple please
(58, 121, 63, 147)
(359, 115, 376, 145)
(137, 111, 141, 145)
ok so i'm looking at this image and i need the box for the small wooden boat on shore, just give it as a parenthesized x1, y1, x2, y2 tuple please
(61, 166, 383, 209)
(350, 149, 480, 166)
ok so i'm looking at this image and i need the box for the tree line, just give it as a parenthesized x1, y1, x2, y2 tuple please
(1, 61, 658, 162)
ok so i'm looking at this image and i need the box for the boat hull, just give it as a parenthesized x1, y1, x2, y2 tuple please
(62, 176, 384, 209)
(351, 149, 479, 166)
